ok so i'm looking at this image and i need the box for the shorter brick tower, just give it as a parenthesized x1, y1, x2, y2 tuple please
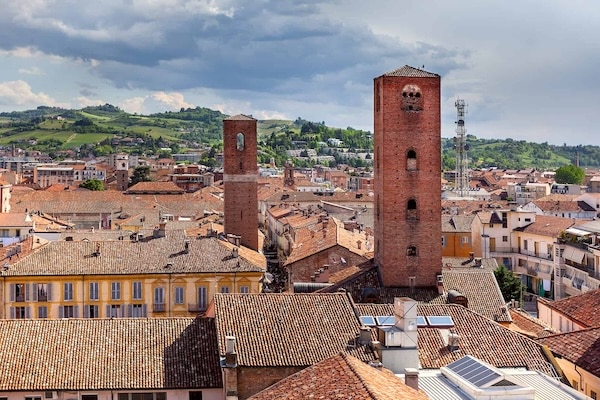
(223, 115, 259, 251)
(115, 154, 129, 191)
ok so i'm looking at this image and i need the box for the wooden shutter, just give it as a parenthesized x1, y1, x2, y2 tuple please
(25, 284, 30, 302)
(106, 305, 111, 317)
(84, 306, 90, 318)
(73, 306, 79, 318)
(32, 284, 38, 302)
(47, 283, 53, 301)
(25, 307, 31, 319)
(9, 307, 14, 319)
(9, 284, 15, 302)
(142, 304, 148, 317)
(127, 304, 133, 317)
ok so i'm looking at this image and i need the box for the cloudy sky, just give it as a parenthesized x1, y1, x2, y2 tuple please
(0, 1, 598, 145)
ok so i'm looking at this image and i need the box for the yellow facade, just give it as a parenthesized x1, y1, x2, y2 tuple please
(555, 358, 600, 399)
(442, 232, 474, 258)
(2, 272, 261, 319)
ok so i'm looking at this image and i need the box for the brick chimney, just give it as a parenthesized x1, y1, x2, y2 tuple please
(223, 336, 238, 399)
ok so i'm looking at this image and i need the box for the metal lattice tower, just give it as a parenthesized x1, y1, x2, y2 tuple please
(454, 98, 469, 197)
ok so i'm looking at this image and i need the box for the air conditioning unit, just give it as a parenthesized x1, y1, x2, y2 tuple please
(45, 391, 58, 399)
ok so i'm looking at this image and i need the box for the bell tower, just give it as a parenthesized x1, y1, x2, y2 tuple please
(223, 114, 259, 251)
(373, 65, 442, 287)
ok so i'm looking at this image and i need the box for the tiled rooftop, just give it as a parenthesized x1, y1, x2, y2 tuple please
(6, 231, 265, 276)
(211, 292, 377, 367)
(355, 303, 557, 377)
(0, 317, 221, 390)
(248, 353, 428, 400)
(538, 288, 600, 327)
(539, 327, 600, 377)
(515, 214, 574, 236)
(382, 65, 439, 78)
(508, 309, 558, 338)
(0, 212, 33, 227)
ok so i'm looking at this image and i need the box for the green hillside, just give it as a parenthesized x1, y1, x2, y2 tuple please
(0, 105, 598, 170)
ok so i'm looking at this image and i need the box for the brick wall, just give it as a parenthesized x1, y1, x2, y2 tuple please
(237, 366, 303, 399)
(286, 245, 368, 283)
(373, 69, 442, 287)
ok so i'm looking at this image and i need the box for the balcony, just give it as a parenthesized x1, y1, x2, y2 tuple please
(153, 303, 166, 313)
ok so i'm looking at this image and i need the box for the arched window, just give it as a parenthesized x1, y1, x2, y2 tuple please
(401, 84, 423, 112)
(407, 199, 417, 220)
(407, 246, 417, 256)
(236, 132, 245, 151)
(407, 149, 417, 171)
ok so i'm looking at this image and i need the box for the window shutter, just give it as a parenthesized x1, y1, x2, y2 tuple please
(127, 304, 133, 317)
(58, 306, 64, 319)
(106, 305, 111, 317)
(9, 307, 15, 319)
(84, 306, 90, 318)
(47, 283, 52, 301)
(32, 284, 38, 302)
(74, 306, 79, 318)
(25, 307, 31, 319)
(93, 305, 98, 317)
(25, 284, 30, 302)
(142, 304, 148, 317)
(9, 284, 15, 302)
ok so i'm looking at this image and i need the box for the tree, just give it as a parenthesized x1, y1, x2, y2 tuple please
(129, 166, 152, 187)
(555, 164, 584, 184)
(79, 179, 104, 191)
(494, 264, 524, 302)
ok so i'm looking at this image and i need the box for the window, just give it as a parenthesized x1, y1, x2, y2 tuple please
(25, 396, 42, 400)
(64, 282, 74, 301)
(108, 304, 122, 318)
(189, 392, 203, 400)
(132, 281, 143, 300)
(118, 393, 166, 400)
(60, 305, 78, 318)
(523, 240, 529, 250)
(35, 283, 49, 302)
(220, 286, 230, 294)
(11, 283, 27, 302)
(591, 390, 597, 400)
(198, 286, 208, 311)
(38, 306, 48, 318)
(129, 304, 147, 318)
(111, 282, 121, 300)
(407, 246, 417, 256)
(407, 199, 417, 220)
(85, 305, 99, 318)
(236, 132, 245, 151)
(572, 380, 579, 391)
(174, 287, 184, 304)
(154, 287, 164, 305)
(11, 306, 29, 319)
(406, 150, 417, 171)
(89, 282, 99, 301)
(442, 236, 447, 247)
(240, 286, 250, 294)
(461, 236, 470, 244)
(502, 236, 508, 242)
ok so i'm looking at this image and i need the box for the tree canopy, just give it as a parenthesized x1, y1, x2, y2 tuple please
(554, 164, 585, 184)
(494, 264, 524, 302)
(79, 179, 104, 191)
(129, 166, 152, 187)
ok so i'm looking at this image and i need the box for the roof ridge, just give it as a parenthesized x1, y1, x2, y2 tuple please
(341, 353, 380, 400)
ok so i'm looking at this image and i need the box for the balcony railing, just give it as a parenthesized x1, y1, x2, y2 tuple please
(153, 303, 166, 312)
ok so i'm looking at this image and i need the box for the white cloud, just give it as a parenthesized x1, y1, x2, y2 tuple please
(0, 80, 66, 108)
(18, 66, 45, 75)
(74, 96, 106, 108)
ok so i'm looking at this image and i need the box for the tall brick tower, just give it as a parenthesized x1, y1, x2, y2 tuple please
(373, 65, 441, 287)
(223, 114, 259, 251)
(115, 154, 129, 191)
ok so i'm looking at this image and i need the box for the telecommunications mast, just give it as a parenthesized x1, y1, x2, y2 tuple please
(453, 98, 469, 197)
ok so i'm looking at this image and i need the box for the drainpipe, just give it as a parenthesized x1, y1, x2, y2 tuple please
(575, 365, 583, 393)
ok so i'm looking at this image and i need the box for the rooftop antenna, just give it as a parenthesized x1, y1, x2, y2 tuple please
(454, 98, 469, 197)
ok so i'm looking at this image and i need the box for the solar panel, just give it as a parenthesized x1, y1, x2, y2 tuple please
(416, 316, 427, 327)
(446, 356, 503, 388)
(360, 315, 376, 326)
(375, 315, 395, 326)
(426, 315, 455, 327)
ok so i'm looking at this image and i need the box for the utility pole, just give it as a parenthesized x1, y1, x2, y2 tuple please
(454, 98, 469, 197)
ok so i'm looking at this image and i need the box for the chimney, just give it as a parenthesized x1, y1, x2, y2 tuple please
(232, 247, 239, 258)
(357, 240, 362, 250)
(359, 326, 371, 345)
(184, 239, 190, 253)
(404, 368, 419, 390)
(436, 273, 444, 295)
(223, 336, 238, 399)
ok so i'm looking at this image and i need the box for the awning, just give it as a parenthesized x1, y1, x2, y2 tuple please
(563, 247, 586, 264)
(566, 227, 592, 236)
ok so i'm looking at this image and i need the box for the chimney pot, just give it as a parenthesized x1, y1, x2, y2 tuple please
(404, 368, 419, 390)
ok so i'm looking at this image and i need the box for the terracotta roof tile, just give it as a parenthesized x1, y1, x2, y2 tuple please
(248, 353, 428, 400)
(508, 309, 558, 338)
(0, 212, 33, 227)
(212, 292, 377, 367)
(516, 215, 574, 236)
(0, 317, 221, 390)
(7, 231, 265, 276)
(539, 288, 600, 327)
(355, 303, 557, 377)
(126, 181, 185, 194)
(382, 65, 439, 78)
(539, 327, 600, 376)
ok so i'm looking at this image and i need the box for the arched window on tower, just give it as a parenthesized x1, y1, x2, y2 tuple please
(407, 246, 417, 256)
(407, 149, 417, 171)
(236, 132, 245, 151)
(401, 84, 422, 112)
(407, 199, 418, 220)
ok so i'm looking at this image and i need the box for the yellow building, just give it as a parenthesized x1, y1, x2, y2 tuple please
(1, 230, 265, 319)
(441, 215, 475, 258)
